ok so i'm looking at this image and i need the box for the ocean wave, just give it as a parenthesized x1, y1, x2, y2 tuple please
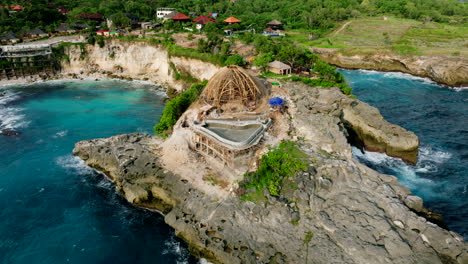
(162, 235, 191, 264)
(55, 155, 95, 175)
(352, 147, 437, 194)
(418, 146, 452, 164)
(0, 107, 29, 130)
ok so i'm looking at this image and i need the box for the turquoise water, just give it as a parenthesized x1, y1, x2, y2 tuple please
(340, 70, 468, 239)
(0, 80, 198, 263)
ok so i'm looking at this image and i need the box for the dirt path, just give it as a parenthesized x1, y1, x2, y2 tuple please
(332, 21, 352, 37)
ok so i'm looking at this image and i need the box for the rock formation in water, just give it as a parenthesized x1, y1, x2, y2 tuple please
(312, 48, 468, 87)
(73, 82, 467, 263)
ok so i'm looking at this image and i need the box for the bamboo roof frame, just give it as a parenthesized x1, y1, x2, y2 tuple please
(201, 66, 263, 107)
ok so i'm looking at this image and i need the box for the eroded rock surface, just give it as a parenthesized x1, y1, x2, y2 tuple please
(73, 130, 467, 264)
(288, 83, 419, 164)
(312, 48, 468, 87)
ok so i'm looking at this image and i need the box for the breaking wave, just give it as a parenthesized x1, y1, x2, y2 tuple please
(352, 146, 447, 198)
(55, 155, 95, 175)
(162, 235, 192, 264)
(0, 90, 29, 130)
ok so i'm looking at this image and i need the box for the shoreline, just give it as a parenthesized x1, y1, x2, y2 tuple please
(336, 65, 468, 89)
(311, 47, 468, 88)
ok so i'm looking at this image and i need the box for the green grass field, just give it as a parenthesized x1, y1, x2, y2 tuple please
(286, 17, 468, 57)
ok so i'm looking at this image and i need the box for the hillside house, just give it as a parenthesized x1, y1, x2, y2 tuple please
(0, 32, 19, 44)
(268, 60, 291, 75)
(27, 29, 48, 39)
(267, 20, 283, 30)
(193, 15, 217, 30)
(223, 16, 241, 24)
(157, 8, 177, 19)
(171, 13, 191, 22)
(96, 30, 110, 36)
(56, 24, 76, 34)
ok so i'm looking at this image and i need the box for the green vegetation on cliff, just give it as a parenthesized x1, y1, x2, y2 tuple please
(240, 141, 307, 200)
(153, 81, 207, 136)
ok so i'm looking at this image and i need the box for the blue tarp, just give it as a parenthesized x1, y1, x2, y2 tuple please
(269, 97, 284, 106)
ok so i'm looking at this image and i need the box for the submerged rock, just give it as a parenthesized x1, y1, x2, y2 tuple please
(1, 129, 21, 136)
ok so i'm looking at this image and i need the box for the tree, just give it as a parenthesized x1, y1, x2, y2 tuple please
(109, 12, 131, 29)
(224, 54, 245, 66)
(253, 53, 273, 73)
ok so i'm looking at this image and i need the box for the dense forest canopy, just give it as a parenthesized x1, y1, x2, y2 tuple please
(0, 0, 466, 34)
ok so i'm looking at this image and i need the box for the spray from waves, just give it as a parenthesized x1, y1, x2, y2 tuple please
(55, 155, 96, 175)
(162, 235, 192, 264)
(0, 90, 30, 130)
(352, 146, 442, 198)
(348, 69, 436, 85)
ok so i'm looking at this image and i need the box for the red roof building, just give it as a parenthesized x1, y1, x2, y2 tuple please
(57, 6, 67, 15)
(3, 5, 24, 11)
(223, 16, 241, 24)
(193, 15, 217, 25)
(171, 12, 191, 21)
(78, 13, 104, 21)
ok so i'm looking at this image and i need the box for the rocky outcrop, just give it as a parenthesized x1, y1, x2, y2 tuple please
(61, 40, 220, 91)
(288, 83, 419, 164)
(312, 48, 468, 87)
(73, 126, 467, 262)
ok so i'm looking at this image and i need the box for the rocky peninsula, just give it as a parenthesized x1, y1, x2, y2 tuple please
(73, 76, 467, 263)
(312, 48, 468, 87)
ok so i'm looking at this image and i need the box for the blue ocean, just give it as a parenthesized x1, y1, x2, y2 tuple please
(339, 69, 468, 239)
(0, 72, 466, 263)
(0, 80, 198, 264)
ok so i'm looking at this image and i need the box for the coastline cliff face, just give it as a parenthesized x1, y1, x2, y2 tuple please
(60, 40, 220, 91)
(312, 48, 468, 87)
(73, 85, 468, 264)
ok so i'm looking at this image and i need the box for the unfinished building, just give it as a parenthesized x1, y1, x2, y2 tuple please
(189, 66, 271, 170)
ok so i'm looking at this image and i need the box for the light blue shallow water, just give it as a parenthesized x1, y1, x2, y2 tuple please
(0, 80, 198, 264)
(339, 69, 468, 239)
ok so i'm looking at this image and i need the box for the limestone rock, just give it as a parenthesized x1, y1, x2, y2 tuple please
(404, 195, 424, 213)
(73, 132, 468, 264)
(312, 48, 468, 87)
(342, 101, 419, 164)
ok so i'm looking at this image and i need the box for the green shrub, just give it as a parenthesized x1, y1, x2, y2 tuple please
(97, 36, 105, 48)
(153, 81, 208, 136)
(240, 141, 307, 197)
(224, 54, 245, 66)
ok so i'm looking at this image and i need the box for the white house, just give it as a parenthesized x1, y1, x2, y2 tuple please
(156, 8, 176, 19)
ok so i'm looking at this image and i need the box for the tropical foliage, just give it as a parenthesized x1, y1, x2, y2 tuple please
(240, 141, 307, 197)
(153, 81, 207, 136)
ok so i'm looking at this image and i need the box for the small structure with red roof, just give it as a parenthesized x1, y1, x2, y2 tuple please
(171, 12, 191, 22)
(96, 30, 110, 36)
(223, 16, 241, 24)
(57, 6, 68, 15)
(78, 13, 104, 22)
(193, 15, 217, 30)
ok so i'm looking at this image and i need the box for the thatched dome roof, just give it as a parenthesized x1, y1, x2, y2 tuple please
(201, 66, 263, 107)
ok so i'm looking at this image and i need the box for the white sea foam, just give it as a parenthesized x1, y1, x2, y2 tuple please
(55, 155, 95, 175)
(352, 147, 436, 193)
(52, 130, 68, 138)
(0, 90, 29, 130)
(199, 259, 214, 264)
(162, 236, 191, 264)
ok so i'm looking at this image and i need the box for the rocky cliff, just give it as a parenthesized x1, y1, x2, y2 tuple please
(60, 40, 220, 91)
(312, 48, 468, 87)
(73, 85, 467, 264)
(288, 83, 419, 164)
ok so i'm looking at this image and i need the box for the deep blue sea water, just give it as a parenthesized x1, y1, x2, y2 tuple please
(339, 69, 468, 239)
(0, 80, 199, 264)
